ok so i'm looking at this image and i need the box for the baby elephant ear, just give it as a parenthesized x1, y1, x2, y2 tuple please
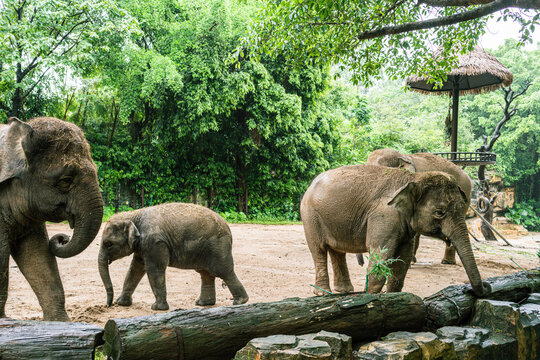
(387, 182, 416, 220)
(0, 117, 34, 184)
(127, 221, 141, 250)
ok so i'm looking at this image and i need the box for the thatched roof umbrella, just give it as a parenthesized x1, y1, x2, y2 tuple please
(406, 46, 513, 160)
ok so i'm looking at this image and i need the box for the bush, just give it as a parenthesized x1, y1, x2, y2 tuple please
(102, 205, 135, 222)
(505, 200, 540, 232)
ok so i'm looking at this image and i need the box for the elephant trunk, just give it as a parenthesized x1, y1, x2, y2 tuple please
(98, 247, 114, 307)
(446, 219, 491, 297)
(49, 183, 104, 258)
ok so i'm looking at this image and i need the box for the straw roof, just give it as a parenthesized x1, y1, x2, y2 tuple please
(406, 46, 513, 96)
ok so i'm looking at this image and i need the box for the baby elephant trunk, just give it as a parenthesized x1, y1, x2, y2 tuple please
(98, 247, 114, 306)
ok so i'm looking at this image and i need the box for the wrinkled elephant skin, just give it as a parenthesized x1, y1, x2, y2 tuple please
(366, 148, 473, 264)
(0, 117, 103, 321)
(98, 203, 248, 311)
(301, 165, 490, 297)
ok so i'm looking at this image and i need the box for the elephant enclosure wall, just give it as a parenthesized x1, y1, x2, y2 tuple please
(5, 223, 540, 326)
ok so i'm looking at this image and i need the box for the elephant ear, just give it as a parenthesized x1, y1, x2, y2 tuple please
(398, 155, 416, 171)
(387, 182, 416, 220)
(0, 117, 34, 184)
(127, 221, 141, 250)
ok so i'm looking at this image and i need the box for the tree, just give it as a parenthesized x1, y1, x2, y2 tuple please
(243, 0, 540, 86)
(0, 0, 136, 119)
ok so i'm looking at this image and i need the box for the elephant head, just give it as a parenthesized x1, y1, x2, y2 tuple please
(389, 171, 491, 297)
(367, 148, 416, 173)
(98, 219, 140, 306)
(0, 117, 103, 258)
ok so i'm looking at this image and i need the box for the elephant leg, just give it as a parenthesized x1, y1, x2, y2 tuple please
(117, 255, 146, 307)
(303, 215, 331, 295)
(220, 271, 249, 305)
(11, 227, 69, 321)
(441, 244, 457, 265)
(386, 240, 414, 292)
(144, 242, 170, 311)
(411, 233, 420, 264)
(328, 249, 354, 293)
(0, 237, 9, 318)
(195, 269, 216, 306)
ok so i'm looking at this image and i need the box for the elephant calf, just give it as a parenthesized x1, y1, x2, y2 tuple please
(98, 203, 249, 310)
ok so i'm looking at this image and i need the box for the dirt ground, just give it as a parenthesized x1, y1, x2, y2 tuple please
(6, 222, 540, 327)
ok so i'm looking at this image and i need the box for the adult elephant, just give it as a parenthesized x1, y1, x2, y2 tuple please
(0, 117, 103, 321)
(301, 165, 490, 297)
(364, 148, 473, 265)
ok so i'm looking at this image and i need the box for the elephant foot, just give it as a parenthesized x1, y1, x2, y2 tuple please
(43, 311, 70, 322)
(333, 284, 354, 294)
(151, 301, 169, 311)
(196, 297, 216, 306)
(441, 259, 457, 265)
(411, 256, 417, 265)
(116, 296, 133, 307)
(233, 295, 249, 305)
(312, 285, 332, 296)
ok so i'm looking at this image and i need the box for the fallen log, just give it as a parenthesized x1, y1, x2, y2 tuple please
(424, 268, 540, 331)
(103, 292, 425, 360)
(0, 318, 103, 360)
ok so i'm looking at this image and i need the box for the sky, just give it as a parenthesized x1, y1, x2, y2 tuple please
(479, 15, 540, 51)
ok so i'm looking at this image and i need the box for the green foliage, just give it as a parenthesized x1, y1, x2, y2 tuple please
(103, 205, 135, 222)
(364, 247, 404, 291)
(505, 200, 540, 232)
(242, 1, 500, 86)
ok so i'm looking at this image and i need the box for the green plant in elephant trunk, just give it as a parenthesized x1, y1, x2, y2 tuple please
(98, 203, 249, 311)
(363, 148, 473, 265)
(301, 164, 490, 297)
(0, 117, 103, 321)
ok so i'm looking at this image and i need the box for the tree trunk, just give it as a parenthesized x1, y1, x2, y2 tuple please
(0, 319, 103, 360)
(424, 268, 540, 331)
(102, 292, 426, 360)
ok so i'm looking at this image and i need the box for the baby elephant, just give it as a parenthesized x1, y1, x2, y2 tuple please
(98, 203, 249, 310)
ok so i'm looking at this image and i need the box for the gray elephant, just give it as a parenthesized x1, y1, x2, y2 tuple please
(301, 164, 490, 297)
(365, 148, 473, 265)
(0, 117, 103, 321)
(98, 203, 249, 310)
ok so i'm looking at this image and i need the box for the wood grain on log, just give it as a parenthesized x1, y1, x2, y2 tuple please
(103, 292, 426, 360)
(424, 268, 540, 330)
(0, 319, 103, 360)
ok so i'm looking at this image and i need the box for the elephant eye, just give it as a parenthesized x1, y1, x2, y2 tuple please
(104, 241, 113, 248)
(434, 209, 446, 218)
(57, 176, 74, 189)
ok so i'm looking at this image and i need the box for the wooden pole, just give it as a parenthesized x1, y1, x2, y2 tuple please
(451, 77, 460, 160)
(0, 319, 103, 360)
(103, 293, 426, 360)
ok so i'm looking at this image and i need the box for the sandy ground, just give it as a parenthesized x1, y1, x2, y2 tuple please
(5, 222, 540, 327)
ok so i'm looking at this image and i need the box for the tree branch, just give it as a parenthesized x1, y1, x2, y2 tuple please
(357, 0, 510, 40)
(23, 67, 51, 98)
(419, 0, 540, 8)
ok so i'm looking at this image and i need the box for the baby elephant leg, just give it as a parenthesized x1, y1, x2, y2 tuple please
(222, 271, 249, 305)
(145, 242, 170, 311)
(195, 269, 216, 306)
(117, 255, 146, 306)
(328, 248, 354, 293)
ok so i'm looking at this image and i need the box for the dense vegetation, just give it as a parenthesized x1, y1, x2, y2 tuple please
(0, 0, 538, 227)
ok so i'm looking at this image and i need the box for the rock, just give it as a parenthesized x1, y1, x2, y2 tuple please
(470, 300, 521, 337)
(516, 303, 540, 360)
(436, 326, 490, 360)
(354, 338, 422, 360)
(235, 332, 352, 360)
(383, 331, 457, 359)
(305, 330, 352, 360)
(525, 293, 540, 305)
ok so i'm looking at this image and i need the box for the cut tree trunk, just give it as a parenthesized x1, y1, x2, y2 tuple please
(103, 292, 426, 360)
(0, 319, 103, 360)
(424, 268, 540, 331)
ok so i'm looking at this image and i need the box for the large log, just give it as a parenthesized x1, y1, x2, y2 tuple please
(0, 318, 103, 360)
(424, 268, 540, 330)
(103, 292, 426, 360)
